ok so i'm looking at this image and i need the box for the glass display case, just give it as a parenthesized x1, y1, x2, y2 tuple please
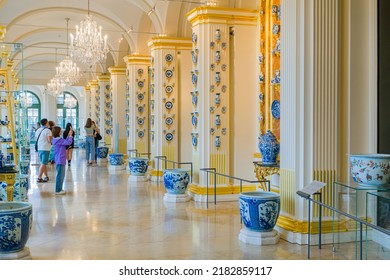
(332, 181, 390, 259)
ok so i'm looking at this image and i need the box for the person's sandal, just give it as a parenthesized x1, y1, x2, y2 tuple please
(43, 177, 49, 182)
(37, 178, 43, 183)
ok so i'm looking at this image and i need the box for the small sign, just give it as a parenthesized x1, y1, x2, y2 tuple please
(296, 180, 327, 198)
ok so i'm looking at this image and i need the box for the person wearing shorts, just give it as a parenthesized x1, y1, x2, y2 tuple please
(35, 118, 53, 182)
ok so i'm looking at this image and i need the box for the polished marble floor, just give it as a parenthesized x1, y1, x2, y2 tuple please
(23, 148, 389, 260)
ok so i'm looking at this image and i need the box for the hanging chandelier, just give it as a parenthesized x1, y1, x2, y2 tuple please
(47, 76, 67, 96)
(64, 95, 78, 108)
(70, 0, 109, 65)
(56, 18, 80, 85)
(19, 91, 33, 108)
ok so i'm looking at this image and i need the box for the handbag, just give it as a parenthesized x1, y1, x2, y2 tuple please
(95, 131, 102, 141)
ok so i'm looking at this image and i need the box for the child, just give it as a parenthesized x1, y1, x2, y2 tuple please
(51, 126, 73, 195)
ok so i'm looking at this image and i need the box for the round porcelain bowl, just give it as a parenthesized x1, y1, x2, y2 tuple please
(350, 154, 390, 186)
(97, 147, 109, 159)
(108, 153, 124, 165)
(239, 191, 280, 232)
(0, 202, 33, 253)
(163, 169, 190, 194)
(128, 157, 149, 176)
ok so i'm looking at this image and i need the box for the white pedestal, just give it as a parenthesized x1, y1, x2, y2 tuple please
(108, 164, 126, 171)
(97, 158, 108, 165)
(0, 246, 32, 260)
(163, 193, 191, 203)
(128, 175, 150, 182)
(238, 228, 280, 245)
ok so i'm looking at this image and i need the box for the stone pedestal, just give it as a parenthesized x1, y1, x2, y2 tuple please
(108, 164, 126, 172)
(238, 228, 280, 246)
(128, 175, 150, 182)
(0, 246, 32, 260)
(163, 193, 191, 203)
(97, 158, 108, 165)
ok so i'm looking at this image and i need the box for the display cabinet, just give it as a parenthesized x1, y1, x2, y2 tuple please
(332, 181, 390, 259)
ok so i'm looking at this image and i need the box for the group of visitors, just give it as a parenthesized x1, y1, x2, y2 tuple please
(35, 117, 100, 195)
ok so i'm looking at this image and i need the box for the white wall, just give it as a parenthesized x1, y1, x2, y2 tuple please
(232, 25, 258, 180)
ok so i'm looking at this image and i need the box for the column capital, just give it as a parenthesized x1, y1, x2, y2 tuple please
(89, 79, 98, 87)
(147, 37, 192, 51)
(97, 74, 110, 82)
(108, 67, 126, 75)
(186, 7, 257, 26)
(123, 54, 151, 65)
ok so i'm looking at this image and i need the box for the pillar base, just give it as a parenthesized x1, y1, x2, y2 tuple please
(163, 193, 191, 203)
(238, 228, 280, 245)
(0, 246, 32, 260)
(128, 175, 150, 182)
(97, 158, 108, 165)
(108, 164, 126, 171)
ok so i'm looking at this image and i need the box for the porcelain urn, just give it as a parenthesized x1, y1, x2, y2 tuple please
(239, 191, 280, 232)
(163, 169, 190, 194)
(259, 130, 280, 165)
(128, 157, 149, 176)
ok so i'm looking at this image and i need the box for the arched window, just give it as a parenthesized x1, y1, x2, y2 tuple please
(22, 91, 41, 143)
(57, 92, 79, 131)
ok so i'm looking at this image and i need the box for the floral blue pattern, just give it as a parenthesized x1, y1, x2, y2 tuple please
(239, 192, 280, 232)
(129, 158, 149, 176)
(258, 130, 280, 165)
(0, 202, 33, 253)
(108, 153, 124, 165)
(97, 147, 109, 159)
(163, 169, 190, 194)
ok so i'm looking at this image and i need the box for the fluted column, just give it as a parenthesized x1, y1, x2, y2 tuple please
(279, 0, 340, 243)
(147, 37, 192, 180)
(89, 79, 98, 127)
(124, 54, 150, 155)
(84, 85, 92, 124)
(97, 74, 110, 145)
(108, 67, 127, 153)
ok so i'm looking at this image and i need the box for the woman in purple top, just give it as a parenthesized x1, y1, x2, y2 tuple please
(51, 126, 73, 195)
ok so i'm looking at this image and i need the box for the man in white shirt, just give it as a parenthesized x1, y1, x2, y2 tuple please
(35, 118, 53, 182)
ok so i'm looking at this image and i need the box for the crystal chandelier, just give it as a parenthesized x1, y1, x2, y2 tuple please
(64, 95, 78, 108)
(70, 0, 108, 65)
(47, 76, 67, 96)
(56, 18, 80, 85)
(19, 91, 33, 108)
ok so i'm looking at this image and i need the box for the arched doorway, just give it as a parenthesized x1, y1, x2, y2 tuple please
(22, 91, 41, 143)
(56, 92, 79, 140)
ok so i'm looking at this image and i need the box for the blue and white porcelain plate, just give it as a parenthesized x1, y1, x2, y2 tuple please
(105, 85, 110, 90)
(138, 106, 144, 113)
(271, 100, 280, 119)
(165, 70, 173, 78)
(165, 85, 173, 94)
(165, 133, 173, 142)
(137, 118, 144, 126)
(192, 115, 197, 126)
(272, 24, 279, 34)
(192, 32, 197, 43)
(165, 54, 173, 62)
(138, 131, 144, 138)
(165, 117, 173, 126)
(192, 95, 198, 106)
(192, 73, 197, 85)
(138, 81, 144, 88)
(137, 93, 144, 101)
(192, 136, 197, 147)
(137, 68, 144, 75)
(165, 101, 173, 110)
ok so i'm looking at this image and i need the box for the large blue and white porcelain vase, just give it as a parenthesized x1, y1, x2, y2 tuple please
(97, 146, 109, 159)
(163, 169, 190, 194)
(108, 153, 124, 166)
(0, 202, 33, 253)
(129, 157, 149, 176)
(13, 175, 29, 201)
(239, 191, 280, 232)
(258, 130, 280, 165)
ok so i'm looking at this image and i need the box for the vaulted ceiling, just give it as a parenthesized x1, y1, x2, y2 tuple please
(0, 0, 258, 86)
